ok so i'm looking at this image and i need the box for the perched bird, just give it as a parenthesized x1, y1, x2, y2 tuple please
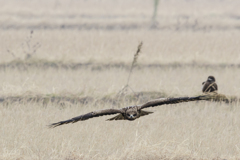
(202, 76, 218, 93)
(49, 95, 206, 128)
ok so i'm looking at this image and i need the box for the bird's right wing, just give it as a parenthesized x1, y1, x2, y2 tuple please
(138, 95, 206, 110)
(49, 108, 123, 128)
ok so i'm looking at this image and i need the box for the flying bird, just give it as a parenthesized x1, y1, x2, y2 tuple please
(202, 76, 218, 93)
(49, 95, 206, 128)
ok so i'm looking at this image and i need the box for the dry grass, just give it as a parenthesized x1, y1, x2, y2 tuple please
(1, 0, 240, 159)
(1, 0, 240, 64)
(2, 30, 240, 64)
(1, 101, 240, 159)
(1, 62, 240, 160)
(0, 66, 240, 97)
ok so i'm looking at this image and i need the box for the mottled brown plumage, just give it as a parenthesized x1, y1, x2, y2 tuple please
(202, 76, 218, 93)
(49, 95, 206, 128)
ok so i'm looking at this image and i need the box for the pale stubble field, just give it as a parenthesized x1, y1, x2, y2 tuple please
(0, 30, 240, 159)
(1, 0, 240, 159)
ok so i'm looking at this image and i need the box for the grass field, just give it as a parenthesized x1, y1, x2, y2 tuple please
(1, 0, 240, 159)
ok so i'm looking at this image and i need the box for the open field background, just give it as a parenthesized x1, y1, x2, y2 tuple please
(1, 102, 240, 160)
(1, 0, 240, 159)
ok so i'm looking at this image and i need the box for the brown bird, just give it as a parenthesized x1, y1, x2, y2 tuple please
(49, 95, 206, 128)
(202, 76, 218, 93)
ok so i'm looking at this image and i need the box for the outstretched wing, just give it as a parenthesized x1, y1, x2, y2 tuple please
(106, 114, 125, 121)
(49, 109, 123, 128)
(139, 110, 153, 116)
(138, 95, 206, 110)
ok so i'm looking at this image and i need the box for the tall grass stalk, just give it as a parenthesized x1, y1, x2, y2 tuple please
(117, 42, 143, 96)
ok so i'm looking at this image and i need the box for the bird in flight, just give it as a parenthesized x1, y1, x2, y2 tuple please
(202, 76, 218, 93)
(49, 95, 206, 128)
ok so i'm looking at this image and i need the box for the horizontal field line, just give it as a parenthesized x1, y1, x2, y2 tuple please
(0, 91, 167, 106)
(0, 60, 240, 70)
(0, 92, 239, 105)
(1, 23, 240, 31)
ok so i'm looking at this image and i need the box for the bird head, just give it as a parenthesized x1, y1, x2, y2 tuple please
(207, 76, 215, 82)
(125, 107, 139, 120)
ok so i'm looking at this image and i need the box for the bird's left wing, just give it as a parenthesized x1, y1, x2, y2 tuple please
(205, 82, 218, 92)
(138, 95, 206, 110)
(49, 108, 123, 128)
